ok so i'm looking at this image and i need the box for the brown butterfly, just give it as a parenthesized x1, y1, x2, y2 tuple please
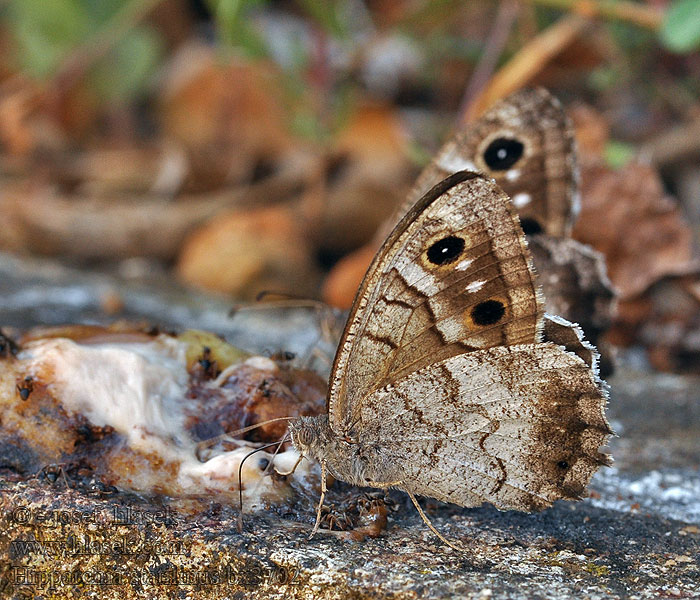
(326, 90, 615, 376)
(290, 170, 611, 548)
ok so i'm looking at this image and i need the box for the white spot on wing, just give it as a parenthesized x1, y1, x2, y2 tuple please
(398, 259, 439, 294)
(465, 280, 485, 293)
(456, 258, 473, 271)
(512, 192, 531, 208)
(506, 168, 521, 182)
(435, 315, 464, 341)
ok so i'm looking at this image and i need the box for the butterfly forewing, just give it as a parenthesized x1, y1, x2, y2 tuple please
(328, 172, 544, 433)
(358, 343, 611, 511)
(384, 87, 577, 240)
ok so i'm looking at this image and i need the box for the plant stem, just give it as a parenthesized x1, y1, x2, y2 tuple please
(531, 0, 663, 30)
(462, 14, 588, 122)
(458, 0, 522, 123)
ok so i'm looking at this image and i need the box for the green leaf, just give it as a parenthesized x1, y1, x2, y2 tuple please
(604, 141, 636, 170)
(297, 0, 348, 38)
(82, 0, 125, 26)
(207, 0, 270, 57)
(91, 27, 164, 103)
(660, 0, 700, 53)
(7, 0, 90, 77)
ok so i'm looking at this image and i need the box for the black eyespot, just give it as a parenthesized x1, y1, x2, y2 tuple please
(483, 137, 524, 170)
(471, 299, 506, 326)
(557, 460, 570, 470)
(427, 236, 465, 265)
(520, 218, 543, 235)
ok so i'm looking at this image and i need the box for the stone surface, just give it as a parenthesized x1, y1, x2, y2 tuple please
(0, 253, 340, 371)
(0, 252, 698, 599)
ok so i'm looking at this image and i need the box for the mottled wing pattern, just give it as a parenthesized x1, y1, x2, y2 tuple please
(386, 87, 577, 239)
(328, 171, 543, 433)
(361, 343, 611, 510)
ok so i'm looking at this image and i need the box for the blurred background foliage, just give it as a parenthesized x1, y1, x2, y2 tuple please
(0, 0, 699, 373)
(2, 0, 698, 139)
(6, 0, 165, 103)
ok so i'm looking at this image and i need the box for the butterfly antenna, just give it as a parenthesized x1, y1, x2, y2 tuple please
(254, 290, 305, 303)
(195, 417, 296, 461)
(406, 491, 467, 552)
(229, 291, 339, 319)
(237, 441, 285, 533)
(248, 433, 296, 525)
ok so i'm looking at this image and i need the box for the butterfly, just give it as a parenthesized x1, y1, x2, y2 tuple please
(289, 168, 612, 548)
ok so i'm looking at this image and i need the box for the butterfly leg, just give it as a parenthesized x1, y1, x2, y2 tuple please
(274, 453, 303, 477)
(406, 491, 465, 552)
(309, 460, 328, 540)
(365, 480, 403, 488)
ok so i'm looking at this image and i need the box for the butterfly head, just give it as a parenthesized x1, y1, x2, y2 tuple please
(288, 415, 332, 461)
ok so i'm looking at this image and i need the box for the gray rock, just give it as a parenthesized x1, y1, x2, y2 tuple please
(0, 253, 698, 599)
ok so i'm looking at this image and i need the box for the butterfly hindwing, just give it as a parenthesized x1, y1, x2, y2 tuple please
(357, 342, 611, 510)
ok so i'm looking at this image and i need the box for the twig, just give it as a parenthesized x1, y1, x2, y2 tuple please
(458, 0, 521, 123)
(530, 0, 663, 30)
(0, 158, 312, 260)
(462, 14, 588, 123)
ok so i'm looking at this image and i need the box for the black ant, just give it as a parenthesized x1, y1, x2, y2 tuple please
(16, 376, 33, 401)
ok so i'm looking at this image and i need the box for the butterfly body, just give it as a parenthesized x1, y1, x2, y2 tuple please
(290, 414, 395, 490)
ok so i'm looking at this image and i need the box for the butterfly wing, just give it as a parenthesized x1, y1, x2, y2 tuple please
(328, 171, 543, 433)
(387, 87, 577, 239)
(358, 342, 611, 510)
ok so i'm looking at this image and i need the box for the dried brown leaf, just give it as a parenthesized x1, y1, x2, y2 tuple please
(177, 204, 320, 299)
(574, 161, 694, 299)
